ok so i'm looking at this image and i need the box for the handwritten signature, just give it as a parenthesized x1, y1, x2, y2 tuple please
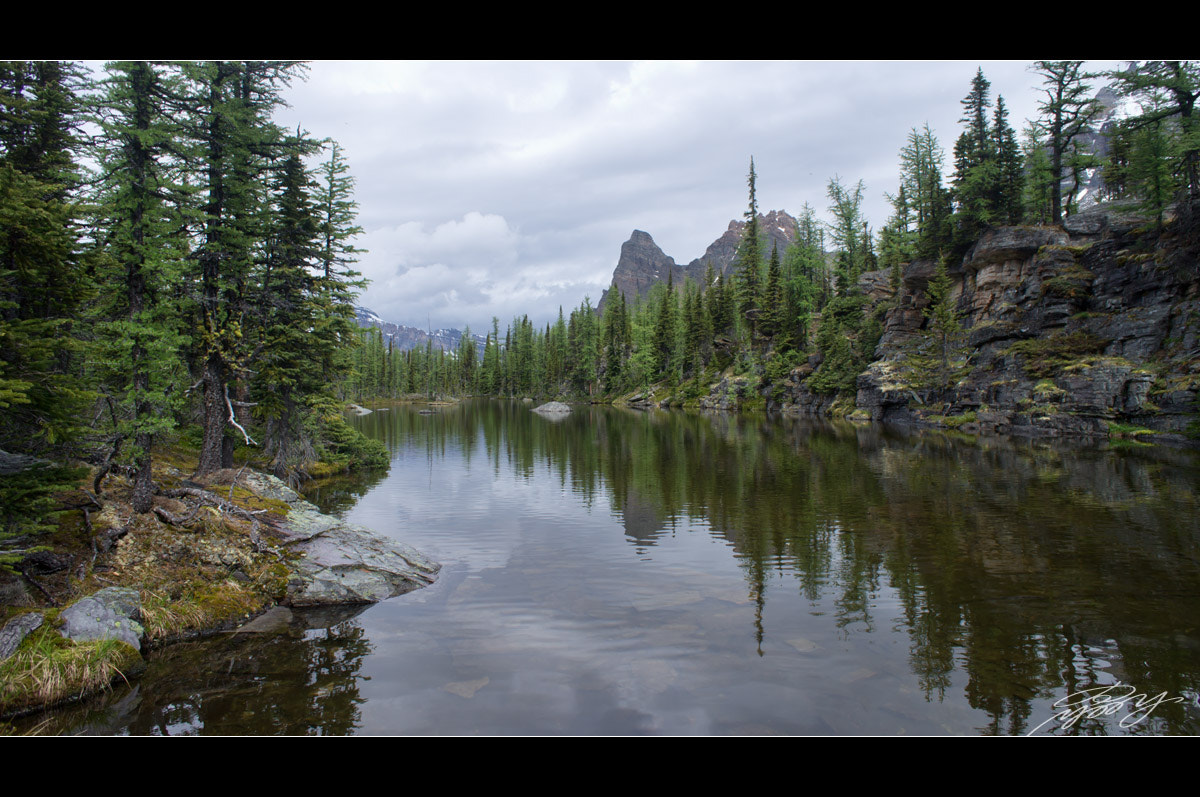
(1028, 682, 1187, 735)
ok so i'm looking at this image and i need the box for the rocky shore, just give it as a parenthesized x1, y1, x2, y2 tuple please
(0, 468, 438, 720)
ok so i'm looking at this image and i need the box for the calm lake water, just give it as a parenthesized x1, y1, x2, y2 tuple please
(34, 401, 1200, 735)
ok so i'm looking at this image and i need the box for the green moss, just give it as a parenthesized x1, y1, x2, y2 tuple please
(140, 578, 269, 642)
(1033, 379, 1066, 400)
(1004, 332, 1108, 377)
(926, 411, 977, 428)
(1108, 421, 1157, 438)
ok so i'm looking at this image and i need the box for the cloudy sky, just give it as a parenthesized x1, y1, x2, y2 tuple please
(270, 60, 1121, 333)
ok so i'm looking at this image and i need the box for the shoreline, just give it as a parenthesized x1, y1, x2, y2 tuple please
(0, 465, 438, 724)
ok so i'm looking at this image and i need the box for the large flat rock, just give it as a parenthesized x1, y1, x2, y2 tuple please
(242, 472, 440, 607)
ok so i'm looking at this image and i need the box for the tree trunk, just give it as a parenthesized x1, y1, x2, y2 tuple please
(197, 359, 226, 475)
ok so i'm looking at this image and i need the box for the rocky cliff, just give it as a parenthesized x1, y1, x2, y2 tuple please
(779, 204, 1200, 441)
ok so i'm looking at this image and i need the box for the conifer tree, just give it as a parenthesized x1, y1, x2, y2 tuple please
(826, 176, 868, 290)
(311, 140, 367, 387)
(736, 158, 763, 338)
(952, 69, 998, 247)
(91, 60, 191, 511)
(255, 148, 326, 477)
(652, 272, 676, 378)
(762, 242, 784, 343)
(992, 96, 1024, 225)
(1107, 61, 1200, 215)
(184, 60, 306, 475)
(0, 61, 90, 457)
(1030, 61, 1102, 225)
(0, 61, 90, 545)
(899, 125, 952, 256)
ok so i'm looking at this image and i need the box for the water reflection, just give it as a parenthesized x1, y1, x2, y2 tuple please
(29, 401, 1200, 735)
(30, 607, 373, 736)
(338, 401, 1200, 735)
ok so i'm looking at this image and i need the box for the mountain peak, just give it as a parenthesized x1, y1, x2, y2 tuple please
(599, 210, 798, 314)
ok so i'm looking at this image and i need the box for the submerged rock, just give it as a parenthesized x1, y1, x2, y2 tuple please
(241, 472, 440, 606)
(59, 587, 144, 650)
(533, 401, 572, 415)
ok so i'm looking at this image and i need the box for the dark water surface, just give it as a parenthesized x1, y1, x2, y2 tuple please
(37, 402, 1200, 734)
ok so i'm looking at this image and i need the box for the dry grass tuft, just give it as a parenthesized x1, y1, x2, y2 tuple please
(0, 626, 141, 716)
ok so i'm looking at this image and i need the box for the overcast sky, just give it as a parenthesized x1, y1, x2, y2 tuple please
(269, 60, 1122, 333)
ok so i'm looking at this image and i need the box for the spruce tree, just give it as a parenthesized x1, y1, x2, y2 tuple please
(91, 61, 191, 511)
(762, 242, 784, 343)
(735, 158, 763, 339)
(0, 61, 90, 547)
(993, 96, 1024, 225)
(255, 148, 325, 477)
(952, 69, 998, 248)
(184, 60, 306, 475)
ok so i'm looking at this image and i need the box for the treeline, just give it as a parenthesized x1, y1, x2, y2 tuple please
(349, 60, 1199, 406)
(1, 60, 373, 549)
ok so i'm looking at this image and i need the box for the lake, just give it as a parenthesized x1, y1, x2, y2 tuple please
(33, 401, 1200, 734)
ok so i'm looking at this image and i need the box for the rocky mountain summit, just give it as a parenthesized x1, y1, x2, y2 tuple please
(598, 210, 798, 314)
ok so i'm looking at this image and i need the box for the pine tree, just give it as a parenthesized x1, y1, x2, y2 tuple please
(992, 96, 1024, 225)
(310, 140, 367, 388)
(1030, 61, 1102, 225)
(184, 60, 306, 475)
(0, 61, 90, 456)
(761, 242, 784, 343)
(91, 61, 191, 511)
(1107, 61, 1200, 215)
(652, 272, 676, 378)
(254, 148, 326, 477)
(736, 158, 763, 339)
(952, 69, 998, 248)
(0, 61, 90, 547)
(826, 175, 868, 290)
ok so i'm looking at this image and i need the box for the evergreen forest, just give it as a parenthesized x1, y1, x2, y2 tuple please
(1, 61, 380, 561)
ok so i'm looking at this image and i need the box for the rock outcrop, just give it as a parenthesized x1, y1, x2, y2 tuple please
(850, 209, 1200, 439)
(241, 472, 440, 606)
(58, 587, 144, 650)
(532, 401, 572, 415)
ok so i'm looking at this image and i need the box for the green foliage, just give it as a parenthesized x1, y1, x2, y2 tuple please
(895, 259, 969, 397)
(314, 411, 389, 471)
(1107, 61, 1200, 208)
(1030, 61, 1102, 225)
(0, 462, 86, 571)
(808, 294, 870, 394)
(736, 158, 764, 338)
(826, 175, 869, 289)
